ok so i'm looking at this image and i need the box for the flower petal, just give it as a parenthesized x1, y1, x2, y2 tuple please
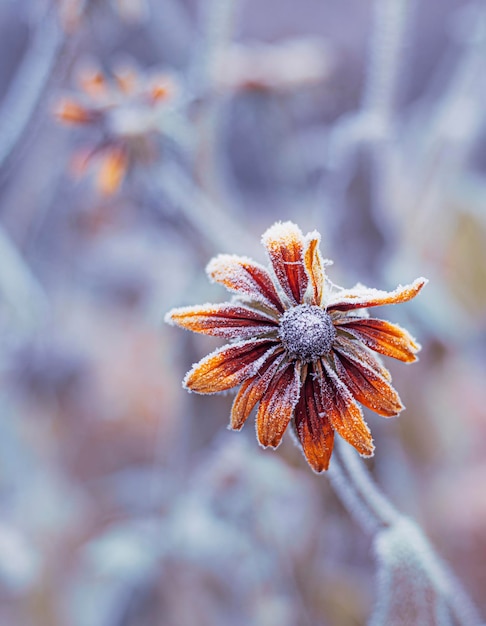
(231, 351, 286, 430)
(333, 335, 392, 381)
(184, 339, 279, 394)
(303, 231, 325, 306)
(257, 361, 301, 448)
(334, 317, 420, 363)
(261, 221, 309, 305)
(55, 98, 96, 124)
(166, 303, 279, 340)
(333, 350, 404, 417)
(206, 254, 284, 314)
(317, 360, 374, 457)
(328, 278, 427, 312)
(97, 146, 128, 195)
(294, 368, 334, 472)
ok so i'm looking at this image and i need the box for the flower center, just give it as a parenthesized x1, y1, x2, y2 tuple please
(279, 304, 336, 361)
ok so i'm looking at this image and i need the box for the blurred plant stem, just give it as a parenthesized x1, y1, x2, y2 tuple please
(153, 162, 258, 255)
(0, 7, 66, 181)
(328, 439, 482, 625)
(0, 225, 48, 338)
(362, 0, 413, 119)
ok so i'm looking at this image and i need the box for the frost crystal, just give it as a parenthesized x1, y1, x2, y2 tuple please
(279, 304, 335, 361)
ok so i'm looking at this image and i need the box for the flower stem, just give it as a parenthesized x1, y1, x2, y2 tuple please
(328, 439, 483, 625)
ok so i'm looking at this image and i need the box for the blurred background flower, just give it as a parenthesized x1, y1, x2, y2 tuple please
(0, 0, 485, 624)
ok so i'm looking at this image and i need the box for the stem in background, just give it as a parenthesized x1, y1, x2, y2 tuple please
(0, 9, 65, 181)
(362, 0, 413, 119)
(154, 162, 258, 256)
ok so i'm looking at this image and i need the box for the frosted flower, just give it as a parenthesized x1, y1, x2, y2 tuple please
(55, 63, 175, 195)
(213, 38, 333, 94)
(166, 222, 427, 472)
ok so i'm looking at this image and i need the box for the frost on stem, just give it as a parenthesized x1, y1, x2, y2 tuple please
(369, 517, 482, 626)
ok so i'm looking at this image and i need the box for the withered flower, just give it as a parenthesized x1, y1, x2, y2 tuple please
(55, 64, 175, 195)
(166, 222, 426, 472)
(213, 38, 333, 94)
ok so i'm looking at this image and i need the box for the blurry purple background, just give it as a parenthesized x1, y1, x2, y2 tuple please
(0, 0, 485, 624)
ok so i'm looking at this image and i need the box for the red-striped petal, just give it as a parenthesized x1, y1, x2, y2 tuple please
(333, 334, 392, 381)
(334, 317, 420, 363)
(166, 303, 279, 340)
(256, 361, 301, 448)
(317, 360, 374, 457)
(333, 351, 403, 417)
(261, 221, 309, 305)
(328, 278, 427, 312)
(231, 351, 286, 430)
(206, 254, 284, 314)
(294, 368, 334, 472)
(184, 339, 278, 394)
(303, 231, 325, 306)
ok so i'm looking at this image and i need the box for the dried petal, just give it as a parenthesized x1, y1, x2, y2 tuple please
(207, 254, 284, 313)
(294, 369, 334, 472)
(79, 68, 109, 99)
(262, 221, 309, 305)
(335, 317, 420, 363)
(333, 334, 392, 381)
(55, 98, 95, 124)
(328, 278, 427, 312)
(257, 361, 301, 448)
(166, 303, 278, 340)
(303, 231, 325, 306)
(231, 351, 286, 429)
(184, 339, 278, 394)
(97, 147, 128, 195)
(318, 360, 374, 457)
(114, 68, 138, 95)
(333, 351, 403, 417)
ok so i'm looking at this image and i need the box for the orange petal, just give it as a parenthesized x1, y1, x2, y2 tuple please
(148, 76, 174, 103)
(166, 303, 279, 339)
(294, 368, 334, 472)
(184, 339, 279, 394)
(261, 221, 309, 305)
(333, 334, 392, 381)
(328, 278, 427, 312)
(333, 350, 403, 417)
(317, 360, 374, 457)
(207, 254, 284, 314)
(256, 361, 301, 448)
(97, 147, 128, 195)
(303, 231, 325, 306)
(231, 351, 286, 429)
(334, 317, 420, 363)
(55, 98, 95, 125)
(79, 68, 109, 99)
(114, 67, 138, 95)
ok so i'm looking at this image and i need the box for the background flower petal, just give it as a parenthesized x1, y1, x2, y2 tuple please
(261, 221, 309, 305)
(184, 339, 278, 394)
